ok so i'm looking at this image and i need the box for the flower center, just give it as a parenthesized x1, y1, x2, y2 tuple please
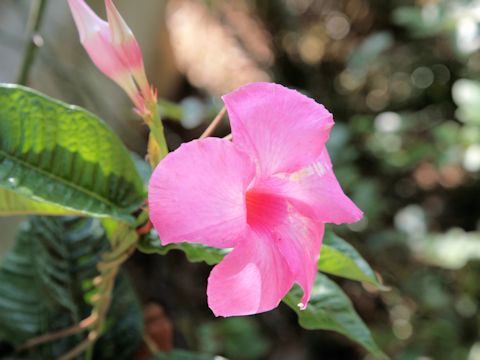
(245, 189, 286, 230)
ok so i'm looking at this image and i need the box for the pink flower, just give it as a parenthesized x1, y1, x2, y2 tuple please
(68, 0, 154, 115)
(148, 82, 362, 317)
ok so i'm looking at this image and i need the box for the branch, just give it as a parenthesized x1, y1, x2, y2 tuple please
(15, 315, 97, 355)
(200, 107, 227, 139)
(16, 0, 48, 85)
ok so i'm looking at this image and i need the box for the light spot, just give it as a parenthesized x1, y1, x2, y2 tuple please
(464, 144, 480, 172)
(179, 97, 205, 129)
(325, 12, 351, 40)
(468, 342, 480, 360)
(374, 112, 402, 133)
(394, 205, 427, 239)
(366, 89, 388, 111)
(392, 319, 413, 340)
(7, 177, 18, 188)
(457, 18, 480, 53)
(455, 295, 477, 318)
(298, 30, 325, 65)
(411, 66, 434, 89)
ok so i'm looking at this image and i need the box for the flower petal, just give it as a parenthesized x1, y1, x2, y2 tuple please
(275, 214, 325, 309)
(105, 0, 136, 45)
(223, 82, 334, 176)
(281, 148, 363, 224)
(68, 0, 133, 82)
(148, 138, 255, 248)
(68, 0, 107, 43)
(207, 228, 294, 316)
(105, 0, 145, 72)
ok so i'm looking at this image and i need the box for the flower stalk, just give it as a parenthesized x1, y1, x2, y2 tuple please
(200, 106, 227, 139)
(144, 97, 169, 167)
(16, 0, 48, 85)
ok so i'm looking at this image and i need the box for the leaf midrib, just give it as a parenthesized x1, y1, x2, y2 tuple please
(0, 148, 123, 212)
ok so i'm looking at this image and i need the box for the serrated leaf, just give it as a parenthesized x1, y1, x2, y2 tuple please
(0, 217, 143, 359)
(283, 273, 388, 359)
(319, 229, 383, 288)
(0, 84, 145, 220)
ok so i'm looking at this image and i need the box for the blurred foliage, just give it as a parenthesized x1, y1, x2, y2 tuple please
(197, 317, 270, 359)
(151, 350, 216, 360)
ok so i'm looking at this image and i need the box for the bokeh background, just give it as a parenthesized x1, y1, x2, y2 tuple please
(1, 0, 480, 359)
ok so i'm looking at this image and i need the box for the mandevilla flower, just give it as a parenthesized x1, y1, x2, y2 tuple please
(149, 82, 362, 317)
(68, 0, 155, 115)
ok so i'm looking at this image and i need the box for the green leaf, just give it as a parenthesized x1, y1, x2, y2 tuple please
(283, 273, 388, 359)
(0, 84, 145, 220)
(141, 229, 383, 288)
(138, 231, 228, 265)
(152, 350, 216, 360)
(319, 229, 384, 288)
(0, 187, 79, 216)
(0, 217, 143, 359)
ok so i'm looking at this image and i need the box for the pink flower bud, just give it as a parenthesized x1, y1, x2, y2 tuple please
(68, 0, 154, 115)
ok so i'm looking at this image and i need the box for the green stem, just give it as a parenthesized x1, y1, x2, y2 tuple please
(16, 0, 49, 85)
(151, 104, 169, 157)
(146, 101, 169, 167)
